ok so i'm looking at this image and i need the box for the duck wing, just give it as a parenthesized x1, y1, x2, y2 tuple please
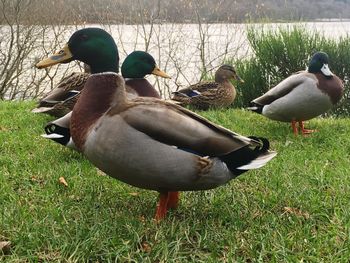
(173, 82, 219, 98)
(252, 72, 316, 106)
(38, 72, 90, 106)
(109, 98, 260, 157)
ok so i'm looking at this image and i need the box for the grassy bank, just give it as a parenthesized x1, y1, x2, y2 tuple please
(1, 101, 350, 262)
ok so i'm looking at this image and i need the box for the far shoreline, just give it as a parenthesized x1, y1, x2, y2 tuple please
(2, 18, 350, 27)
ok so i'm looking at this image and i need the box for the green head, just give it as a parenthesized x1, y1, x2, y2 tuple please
(121, 51, 171, 79)
(36, 28, 119, 74)
(307, 51, 333, 77)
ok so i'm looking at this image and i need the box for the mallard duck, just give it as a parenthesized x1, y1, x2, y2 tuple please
(121, 51, 169, 98)
(32, 72, 90, 117)
(33, 50, 169, 117)
(249, 52, 344, 135)
(36, 27, 276, 220)
(171, 65, 244, 110)
(41, 50, 171, 150)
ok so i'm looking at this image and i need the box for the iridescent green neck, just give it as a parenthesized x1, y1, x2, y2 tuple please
(89, 58, 118, 74)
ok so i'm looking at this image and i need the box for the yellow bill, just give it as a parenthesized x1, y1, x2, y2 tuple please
(234, 74, 245, 83)
(36, 44, 73, 69)
(151, 66, 171, 79)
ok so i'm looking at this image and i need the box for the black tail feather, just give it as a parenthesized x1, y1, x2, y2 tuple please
(219, 136, 271, 176)
(44, 123, 71, 146)
(247, 102, 264, 114)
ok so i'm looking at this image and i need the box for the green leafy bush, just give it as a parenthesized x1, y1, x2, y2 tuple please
(232, 25, 350, 117)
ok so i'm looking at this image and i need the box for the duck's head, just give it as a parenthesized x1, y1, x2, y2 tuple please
(36, 28, 119, 74)
(215, 64, 244, 83)
(121, 51, 170, 79)
(308, 51, 333, 78)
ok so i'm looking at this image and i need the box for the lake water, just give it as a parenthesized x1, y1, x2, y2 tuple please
(2, 21, 350, 99)
(101, 22, 350, 97)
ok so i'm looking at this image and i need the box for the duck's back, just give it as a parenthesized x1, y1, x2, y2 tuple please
(262, 72, 342, 122)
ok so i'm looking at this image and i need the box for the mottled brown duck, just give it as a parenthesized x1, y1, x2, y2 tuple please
(172, 65, 244, 110)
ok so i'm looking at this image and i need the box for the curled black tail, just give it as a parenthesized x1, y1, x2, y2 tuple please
(44, 123, 71, 146)
(219, 136, 276, 177)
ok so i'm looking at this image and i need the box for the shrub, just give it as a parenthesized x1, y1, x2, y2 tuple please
(232, 25, 350, 117)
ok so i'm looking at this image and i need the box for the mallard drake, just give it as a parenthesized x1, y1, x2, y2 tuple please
(249, 52, 344, 135)
(41, 50, 171, 150)
(171, 65, 244, 110)
(121, 51, 169, 98)
(33, 50, 169, 117)
(36, 27, 276, 220)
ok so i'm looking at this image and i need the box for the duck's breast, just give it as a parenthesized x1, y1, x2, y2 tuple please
(83, 115, 233, 192)
(262, 77, 333, 122)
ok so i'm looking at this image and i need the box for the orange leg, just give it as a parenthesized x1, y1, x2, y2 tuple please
(291, 120, 298, 135)
(155, 192, 170, 221)
(167, 191, 180, 209)
(154, 191, 180, 221)
(299, 121, 317, 135)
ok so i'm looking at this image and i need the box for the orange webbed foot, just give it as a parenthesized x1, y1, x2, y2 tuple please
(299, 121, 317, 135)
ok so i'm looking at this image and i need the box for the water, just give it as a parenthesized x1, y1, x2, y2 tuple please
(2, 21, 350, 99)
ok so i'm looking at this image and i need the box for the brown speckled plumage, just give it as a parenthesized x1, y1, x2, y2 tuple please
(172, 65, 242, 110)
(32, 72, 90, 117)
(40, 72, 89, 105)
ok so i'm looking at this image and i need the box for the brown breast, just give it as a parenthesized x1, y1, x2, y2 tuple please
(125, 79, 161, 98)
(315, 73, 344, 104)
(71, 74, 122, 151)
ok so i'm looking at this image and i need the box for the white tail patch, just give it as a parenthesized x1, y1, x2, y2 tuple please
(165, 99, 182, 104)
(31, 107, 53, 113)
(247, 106, 259, 111)
(237, 151, 277, 170)
(41, 133, 64, 139)
(192, 90, 201, 96)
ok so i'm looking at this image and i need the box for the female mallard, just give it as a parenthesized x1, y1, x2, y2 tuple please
(171, 65, 244, 110)
(32, 72, 90, 117)
(33, 51, 169, 117)
(249, 52, 344, 135)
(36, 28, 276, 220)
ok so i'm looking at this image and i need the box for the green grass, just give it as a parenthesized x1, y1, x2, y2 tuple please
(1, 101, 350, 262)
